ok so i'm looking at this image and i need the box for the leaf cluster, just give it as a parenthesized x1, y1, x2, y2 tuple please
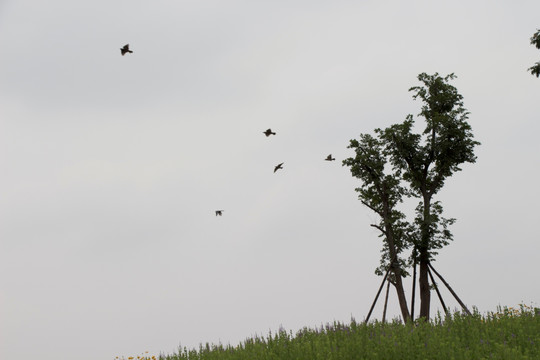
(530, 29, 540, 49)
(530, 63, 540, 78)
(410, 201, 456, 262)
(528, 29, 540, 77)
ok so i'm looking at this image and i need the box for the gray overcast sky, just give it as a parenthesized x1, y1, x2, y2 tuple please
(1, 1, 539, 359)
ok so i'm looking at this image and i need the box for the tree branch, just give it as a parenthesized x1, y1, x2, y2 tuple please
(370, 223, 387, 236)
(360, 200, 382, 216)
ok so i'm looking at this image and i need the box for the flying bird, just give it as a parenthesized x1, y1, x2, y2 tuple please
(263, 128, 276, 137)
(274, 162, 284, 173)
(325, 154, 336, 161)
(120, 44, 133, 56)
(215, 210, 224, 216)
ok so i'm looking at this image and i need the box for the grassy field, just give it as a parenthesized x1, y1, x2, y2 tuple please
(118, 305, 539, 360)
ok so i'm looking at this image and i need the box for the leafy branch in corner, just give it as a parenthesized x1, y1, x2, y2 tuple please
(528, 29, 540, 77)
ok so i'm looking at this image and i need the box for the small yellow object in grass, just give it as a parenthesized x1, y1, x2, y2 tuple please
(114, 352, 157, 360)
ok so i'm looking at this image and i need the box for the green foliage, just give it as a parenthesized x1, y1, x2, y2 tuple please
(158, 307, 540, 360)
(411, 201, 456, 261)
(342, 134, 412, 276)
(343, 134, 408, 210)
(529, 62, 540, 78)
(529, 29, 540, 77)
(344, 73, 479, 269)
(379, 73, 480, 198)
(378, 73, 479, 262)
(530, 29, 540, 50)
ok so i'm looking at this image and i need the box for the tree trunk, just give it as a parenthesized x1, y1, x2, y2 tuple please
(382, 198, 411, 323)
(418, 258, 431, 319)
(418, 193, 432, 320)
(392, 269, 411, 322)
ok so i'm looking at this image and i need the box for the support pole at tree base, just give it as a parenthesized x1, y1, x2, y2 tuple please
(364, 269, 390, 324)
(410, 258, 417, 321)
(365, 254, 400, 323)
(382, 280, 391, 323)
(428, 262, 472, 315)
(427, 264, 448, 314)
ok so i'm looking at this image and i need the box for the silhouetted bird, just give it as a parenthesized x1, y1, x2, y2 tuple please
(120, 44, 133, 56)
(263, 128, 276, 137)
(274, 163, 284, 173)
(215, 210, 224, 216)
(325, 154, 336, 161)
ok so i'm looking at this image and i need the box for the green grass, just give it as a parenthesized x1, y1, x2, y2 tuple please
(118, 305, 540, 360)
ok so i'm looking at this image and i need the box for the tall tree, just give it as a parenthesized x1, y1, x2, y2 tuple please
(343, 134, 412, 322)
(379, 73, 480, 320)
(528, 29, 540, 77)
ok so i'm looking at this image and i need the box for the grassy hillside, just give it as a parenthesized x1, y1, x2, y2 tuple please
(119, 305, 539, 360)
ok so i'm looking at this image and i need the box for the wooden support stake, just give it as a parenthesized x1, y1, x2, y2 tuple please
(364, 266, 391, 324)
(410, 259, 417, 321)
(427, 264, 448, 314)
(428, 262, 472, 316)
(382, 279, 391, 323)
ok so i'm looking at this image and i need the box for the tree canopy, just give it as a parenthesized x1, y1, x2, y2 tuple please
(344, 73, 480, 320)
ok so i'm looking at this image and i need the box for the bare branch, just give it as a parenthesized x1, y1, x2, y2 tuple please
(370, 223, 387, 235)
(360, 200, 382, 216)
